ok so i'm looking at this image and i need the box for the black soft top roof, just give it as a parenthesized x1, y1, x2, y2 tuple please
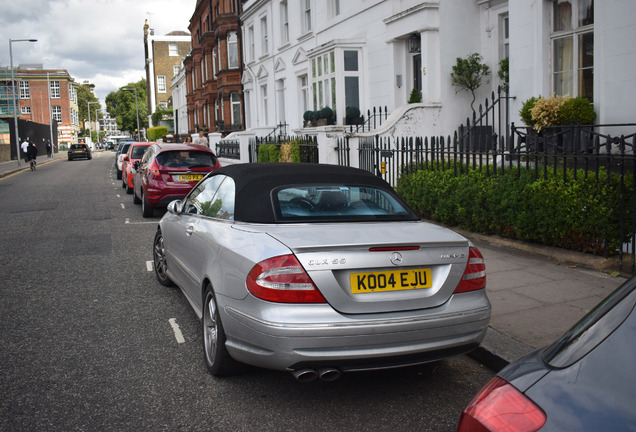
(211, 163, 406, 223)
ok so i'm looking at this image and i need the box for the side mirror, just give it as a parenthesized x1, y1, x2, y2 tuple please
(123, 155, 129, 161)
(167, 200, 182, 214)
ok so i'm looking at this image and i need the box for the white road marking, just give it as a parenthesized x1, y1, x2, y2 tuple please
(146, 260, 153, 272)
(120, 203, 125, 209)
(116, 194, 121, 198)
(169, 318, 186, 344)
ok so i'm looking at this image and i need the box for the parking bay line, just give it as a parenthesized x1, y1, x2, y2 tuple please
(169, 318, 186, 344)
(146, 260, 153, 272)
(125, 218, 156, 224)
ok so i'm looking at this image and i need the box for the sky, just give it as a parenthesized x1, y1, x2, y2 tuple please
(0, 0, 194, 105)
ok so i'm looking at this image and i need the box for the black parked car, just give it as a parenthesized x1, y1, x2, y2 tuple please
(67, 144, 92, 161)
(458, 275, 636, 432)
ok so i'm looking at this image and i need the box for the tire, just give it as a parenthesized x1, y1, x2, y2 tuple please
(116, 169, 122, 180)
(202, 286, 240, 376)
(141, 191, 154, 218)
(125, 180, 133, 194)
(133, 187, 141, 204)
(153, 230, 175, 287)
(67, 157, 72, 161)
(122, 178, 126, 189)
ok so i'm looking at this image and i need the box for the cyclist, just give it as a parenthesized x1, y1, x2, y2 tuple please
(27, 141, 38, 171)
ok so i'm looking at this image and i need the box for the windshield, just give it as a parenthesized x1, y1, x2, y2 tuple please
(156, 151, 217, 168)
(273, 185, 417, 222)
(131, 145, 150, 159)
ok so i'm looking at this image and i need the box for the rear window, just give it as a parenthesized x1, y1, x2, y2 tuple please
(156, 151, 217, 168)
(273, 185, 417, 222)
(130, 145, 149, 159)
(70, 144, 87, 150)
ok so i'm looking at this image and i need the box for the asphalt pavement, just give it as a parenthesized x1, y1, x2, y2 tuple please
(0, 150, 628, 372)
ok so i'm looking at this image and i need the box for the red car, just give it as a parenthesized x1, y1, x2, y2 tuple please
(121, 142, 153, 194)
(133, 143, 221, 217)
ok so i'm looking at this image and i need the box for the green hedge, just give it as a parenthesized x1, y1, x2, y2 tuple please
(396, 165, 631, 255)
(147, 126, 168, 141)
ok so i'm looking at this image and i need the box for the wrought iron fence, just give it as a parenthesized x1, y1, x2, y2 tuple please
(249, 135, 319, 163)
(215, 140, 240, 159)
(347, 106, 390, 133)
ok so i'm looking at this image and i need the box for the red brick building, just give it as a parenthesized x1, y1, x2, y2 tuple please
(185, 0, 245, 134)
(11, 65, 80, 146)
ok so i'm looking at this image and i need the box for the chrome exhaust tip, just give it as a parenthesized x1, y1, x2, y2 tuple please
(291, 369, 318, 382)
(318, 368, 341, 382)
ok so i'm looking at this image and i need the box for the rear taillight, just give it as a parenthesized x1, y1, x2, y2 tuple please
(148, 161, 160, 176)
(458, 377, 546, 432)
(246, 255, 326, 303)
(454, 246, 486, 293)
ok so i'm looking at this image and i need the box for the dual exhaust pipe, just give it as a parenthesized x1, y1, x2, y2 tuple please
(291, 367, 341, 382)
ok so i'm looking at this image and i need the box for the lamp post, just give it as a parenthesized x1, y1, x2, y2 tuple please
(87, 101, 99, 148)
(122, 87, 140, 141)
(9, 38, 38, 166)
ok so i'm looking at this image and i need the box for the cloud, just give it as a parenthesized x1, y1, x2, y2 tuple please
(1, 0, 192, 104)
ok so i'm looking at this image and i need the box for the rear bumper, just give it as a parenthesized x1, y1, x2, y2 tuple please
(220, 290, 491, 372)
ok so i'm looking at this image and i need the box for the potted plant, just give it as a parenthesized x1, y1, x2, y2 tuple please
(450, 53, 490, 113)
(345, 106, 363, 125)
(408, 88, 422, 103)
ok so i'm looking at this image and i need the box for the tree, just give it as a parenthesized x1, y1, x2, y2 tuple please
(76, 84, 101, 142)
(450, 53, 490, 113)
(105, 79, 148, 135)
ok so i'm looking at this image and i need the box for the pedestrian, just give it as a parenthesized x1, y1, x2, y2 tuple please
(27, 141, 38, 170)
(183, 135, 193, 144)
(193, 130, 208, 148)
(21, 138, 29, 163)
(46, 140, 52, 158)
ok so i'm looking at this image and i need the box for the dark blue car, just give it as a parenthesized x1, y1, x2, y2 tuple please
(458, 275, 636, 432)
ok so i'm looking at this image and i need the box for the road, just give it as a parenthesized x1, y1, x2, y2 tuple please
(0, 152, 494, 432)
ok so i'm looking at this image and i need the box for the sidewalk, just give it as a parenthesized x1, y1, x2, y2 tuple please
(0, 150, 67, 178)
(0, 153, 627, 371)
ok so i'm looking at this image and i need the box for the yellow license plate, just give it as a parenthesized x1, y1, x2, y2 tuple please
(175, 174, 203, 182)
(350, 268, 432, 293)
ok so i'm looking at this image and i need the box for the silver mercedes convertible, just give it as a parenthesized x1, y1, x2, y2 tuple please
(153, 163, 490, 381)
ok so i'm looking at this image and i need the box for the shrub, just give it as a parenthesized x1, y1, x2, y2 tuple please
(408, 88, 422, 103)
(346, 106, 360, 118)
(450, 53, 490, 112)
(396, 164, 631, 255)
(147, 126, 168, 141)
(558, 97, 596, 125)
(257, 144, 279, 162)
(530, 95, 569, 132)
(279, 142, 301, 163)
(319, 106, 334, 120)
(519, 97, 540, 127)
(498, 57, 509, 89)
(303, 110, 315, 122)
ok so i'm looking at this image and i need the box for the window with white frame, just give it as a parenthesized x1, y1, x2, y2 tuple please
(552, 0, 594, 101)
(50, 81, 60, 98)
(19, 81, 30, 99)
(500, 14, 509, 60)
(280, 1, 289, 45)
(261, 84, 268, 125)
(248, 25, 255, 61)
(231, 92, 241, 126)
(21, 106, 31, 114)
(71, 108, 78, 126)
(330, 0, 340, 18)
(52, 106, 62, 122)
(174, 65, 180, 76)
(212, 47, 217, 77)
(343, 50, 361, 113)
(228, 32, 239, 69)
(303, 0, 312, 33)
(201, 58, 206, 82)
(169, 43, 179, 56)
(299, 74, 309, 116)
(311, 51, 336, 112)
(261, 16, 268, 55)
(157, 75, 167, 93)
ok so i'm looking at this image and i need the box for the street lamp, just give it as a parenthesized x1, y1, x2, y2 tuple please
(87, 101, 99, 147)
(9, 38, 38, 166)
(122, 87, 140, 141)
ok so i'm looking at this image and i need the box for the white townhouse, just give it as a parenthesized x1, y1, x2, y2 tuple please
(240, 0, 635, 138)
(171, 61, 189, 138)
